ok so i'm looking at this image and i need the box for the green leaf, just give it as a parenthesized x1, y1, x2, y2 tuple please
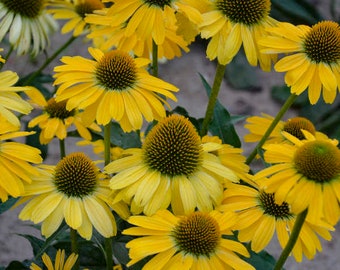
(0, 197, 18, 214)
(199, 73, 242, 147)
(243, 248, 278, 270)
(18, 234, 45, 257)
(110, 122, 142, 149)
(4, 261, 30, 270)
(271, 0, 324, 25)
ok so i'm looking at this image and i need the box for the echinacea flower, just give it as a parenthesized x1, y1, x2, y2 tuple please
(105, 114, 239, 216)
(244, 113, 329, 144)
(0, 70, 35, 127)
(255, 130, 340, 225)
(103, 0, 202, 46)
(54, 47, 178, 131)
(260, 21, 340, 104)
(30, 249, 78, 270)
(199, 0, 277, 70)
(19, 152, 129, 240)
(0, 0, 58, 56)
(123, 209, 255, 270)
(0, 116, 42, 202)
(26, 88, 101, 144)
(0, 48, 5, 63)
(47, 0, 105, 36)
(219, 181, 334, 262)
(202, 135, 250, 182)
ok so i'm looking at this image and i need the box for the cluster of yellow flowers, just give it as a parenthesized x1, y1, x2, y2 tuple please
(0, 0, 339, 269)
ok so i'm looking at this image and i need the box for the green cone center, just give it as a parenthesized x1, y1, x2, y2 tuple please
(75, 0, 105, 18)
(1, 0, 44, 18)
(143, 115, 203, 177)
(172, 212, 220, 257)
(283, 117, 316, 140)
(45, 98, 75, 119)
(216, 0, 271, 25)
(294, 140, 340, 182)
(54, 152, 98, 198)
(258, 191, 292, 220)
(304, 21, 340, 64)
(95, 50, 137, 91)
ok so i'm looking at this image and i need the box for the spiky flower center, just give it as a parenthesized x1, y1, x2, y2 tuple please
(294, 140, 340, 182)
(143, 0, 172, 8)
(75, 0, 104, 18)
(54, 152, 98, 198)
(283, 117, 316, 140)
(304, 21, 340, 64)
(45, 98, 75, 119)
(216, 0, 270, 25)
(95, 50, 137, 91)
(1, 0, 44, 18)
(143, 115, 203, 177)
(258, 191, 292, 220)
(172, 212, 220, 257)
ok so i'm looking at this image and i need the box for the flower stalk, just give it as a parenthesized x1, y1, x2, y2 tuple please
(104, 122, 113, 270)
(246, 93, 298, 165)
(22, 35, 77, 86)
(200, 63, 226, 136)
(274, 209, 308, 270)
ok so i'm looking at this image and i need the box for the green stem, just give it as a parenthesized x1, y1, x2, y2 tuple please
(59, 139, 66, 159)
(245, 94, 297, 165)
(200, 63, 226, 136)
(274, 209, 308, 270)
(70, 228, 80, 270)
(22, 35, 77, 86)
(152, 39, 158, 77)
(104, 122, 113, 270)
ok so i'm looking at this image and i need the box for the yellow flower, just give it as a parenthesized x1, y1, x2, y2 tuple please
(54, 47, 178, 131)
(0, 117, 42, 202)
(85, 5, 191, 60)
(202, 135, 250, 183)
(30, 249, 78, 270)
(47, 0, 105, 36)
(26, 88, 101, 144)
(219, 181, 334, 262)
(260, 21, 340, 104)
(0, 71, 35, 127)
(0, 0, 58, 56)
(0, 48, 5, 63)
(255, 130, 340, 225)
(102, 0, 202, 46)
(199, 0, 277, 70)
(105, 114, 239, 216)
(19, 152, 129, 240)
(244, 113, 329, 145)
(123, 209, 255, 270)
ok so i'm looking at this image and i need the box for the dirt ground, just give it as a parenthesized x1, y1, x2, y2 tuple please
(1, 1, 340, 269)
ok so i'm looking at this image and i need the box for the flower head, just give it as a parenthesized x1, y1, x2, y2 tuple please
(244, 113, 329, 145)
(105, 114, 239, 215)
(199, 0, 277, 70)
(123, 209, 255, 270)
(219, 181, 334, 262)
(260, 21, 340, 104)
(47, 0, 105, 36)
(256, 131, 340, 225)
(0, 116, 42, 202)
(30, 249, 78, 270)
(19, 152, 129, 240)
(0, 71, 35, 127)
(0, 0, 58, 56)
(26, 88, 101, 144)
(54, 48, 178, 131)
